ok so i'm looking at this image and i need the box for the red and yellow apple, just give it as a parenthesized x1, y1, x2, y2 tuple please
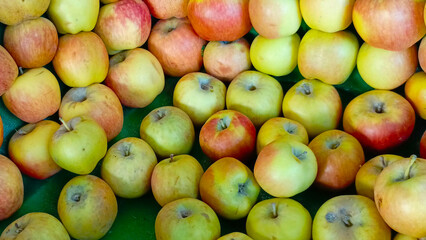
(393, 233, 426, 240)
(0, 155, 24, 221)
(0, 45, 17, 96)
(0, 115, 2, 148)
(144, 0, 188, 19)
(419, 37, 426, 72)
(405, 71, 426, 120)
(0, 0, 50, 25)
(421, 131, 426, 159)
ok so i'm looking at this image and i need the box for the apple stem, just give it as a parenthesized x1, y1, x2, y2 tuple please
(14, 223, 23, 234)
(170, 154, 175, 162)
(18, 67, 24, 75)
(342, 215, 353, 227)
(271, 202, 278, 218)
(301, 83, 311, 95)
(59, 118, 71, 132)
(404, 155, 417, 180)
(380, 156, 387, 168)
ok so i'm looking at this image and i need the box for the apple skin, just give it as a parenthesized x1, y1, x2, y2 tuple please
(187, 0, 251, 41)
(0, 155, 23, 221)
(282, 79, 342, 138)
(203, 39, 251, 82)
(353, 0, 426, 51)
(254, 139, 317, 197)
(173, 72, 226, 127)
(105, 48, 165, 108)
(405, 71, 426, 120)
(94, 0, 151, 55)
(355, 154, 404, 200)
(308, 129, 365, 191)
(0, 0, 50, 25)
(312, 195, 391, 240)
(140, 106, 195, 159)
(0, 212, 70, 240)
(151, 154, 204, 207)
(4, 17, 58, 69)
(49, 116, 108, 175)
(250, 34, 300, 77)
(53, 31, 109, 88)
(375, 156, 426, 238)
(421, 131, 426, 159)
(0, 115, 3, 148)
(226, 71, 283, 128)
(59, 83, 124, 141)
(420, 37, 426, 72)
(300, 0, 355, 33)
(394, 233, 426, 240)
(343, 90, 416, 152)
(48, 0, 99, 34)
(144, 0, 188, 19)
(58, 175, 118, 240)
(249, 0, 301, 38)
(218, 232, 253, 240)
(148, 17, 206, 77)
(8, 120, 62, 180)
(256, 117, 309, 154)
(199, 110, 256, 163)
(199, 157, 260, 220)
(155, 198, 221, 240)
(298, 29, 359, 85)
(357, 42, 418, 90)
(101, 137, 157, 199)
(2, 67, 61, 123)
(0, 45, 18, 96)
(246, 198, 312, 240)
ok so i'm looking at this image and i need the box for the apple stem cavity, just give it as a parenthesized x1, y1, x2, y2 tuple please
(18, 67, 24, 75)
(292, 148, 308, 162)
(14, 223, 23, 234)
(198, 77, 213, 91)
(327, 140, 341, 150)
(179, 209, 192, 219)
(380, 156, 387, 168)
(153, 110, 166, 121)
(339, 209, 353, 227)
(59, 118, 72, 132)
(238, 181, 249, 196)
(373, 102, 385, 114)
(220, 41, 232, 45)
(297, 83, 312, 96)
(217, 116, 231, 131)
(247, 85, 256, 91)
(284, 123, 297, 134)
(169, 154, 175, 162)
(71, 193, 81, 202)
(271, 202, 278, 218)
(404, 155, 417, 180)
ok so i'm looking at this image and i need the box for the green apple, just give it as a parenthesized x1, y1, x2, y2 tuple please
(49, 116, 108, 175)
(0, 155, 23, 221)
(246, 198, 312, 240)
(218, 232, 253, 240)
(0, 212, 70, 240)
(58, 175, 118, 240)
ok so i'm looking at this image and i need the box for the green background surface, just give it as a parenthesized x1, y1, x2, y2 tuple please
(0, 18, 425, 240)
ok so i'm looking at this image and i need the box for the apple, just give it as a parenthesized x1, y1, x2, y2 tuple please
(140, 106, 195, 159)
(0, 45, 18, 96)
(49, 116, 108, 175)
(355, 154, 404, 200)
(246, 198, 312, 240)
(199, 110, 256, 162)
(59, 83, 124, 141)
(343, 90, 416, 152)
(199, 157, 260, 220)
(218, 232, 253, 240)
(250, 34, 300, 77)
(308, 129, 365, 191)
(357, 42, 418, 90)
(420, 37, 426, 72)
(421, 131, 426, 159)
(155, 198, 221, 240)
(300, 0, 355, 33)
(173, 72, 226, 127)
(249, 0, 301, 38)
(203, 38, 251, 82)
(101, 137, 157, 199)
(2, 67, 61, 123)
(47, 0, 99, 34)
(0, 0, 50, 25)
(144, 0, 188, 19)
(105, 48, 165, 108)
(53, 31, 109, 88)
(394, 233, 426, 240)
(58, 175, 118, 240)
(94, 0, 151, 55)
(375, 155, 426, 238)
(312, 195, 391, 240)
(256, 117, 309, 154)
(148, 17, 206, 77)
(151, 154, 204, 207)
(8, 120, 62, 180)
(0, 115, 2, 147)
(405, 71, 426, 120)
(0, 212, 70, 240)
(226, 70, 284, 127)
(353, 0, 426, 51)
(187, 0, 251, 41)
(282, 79, 342, 138)
(254, 139, 317, 197)
(298, 29, 359, 85)
(0, 155, 23, 221)
(4, 17, 58, 68)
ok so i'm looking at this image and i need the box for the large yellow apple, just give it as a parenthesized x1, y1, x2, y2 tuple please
(0, 0, 50, 25)
(405, 71, 426, 120)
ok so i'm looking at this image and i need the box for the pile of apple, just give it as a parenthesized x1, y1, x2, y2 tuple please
(0, 0, 425, 239)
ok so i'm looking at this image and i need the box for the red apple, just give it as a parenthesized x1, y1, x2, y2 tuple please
(0, 155, 24, 221)
(421, 131, 426, 159)
(0, 0, 50, 25)
(353, 0, 426, 51)
(94, 0, 151, 55)
(308, 129, 365, 191)
(148, 17, 206, 77)
(0, 45, 18, 96)
(144, 0, 188, 19)
(405, 71, 426, 120)
(199, 110, 256, 163)
(343, 90, 416, 152)
(4, 17, 58, 68)
(187, 0, 251, 41)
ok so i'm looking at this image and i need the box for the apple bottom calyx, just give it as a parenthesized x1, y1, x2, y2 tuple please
(325, 208, 353, 227)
